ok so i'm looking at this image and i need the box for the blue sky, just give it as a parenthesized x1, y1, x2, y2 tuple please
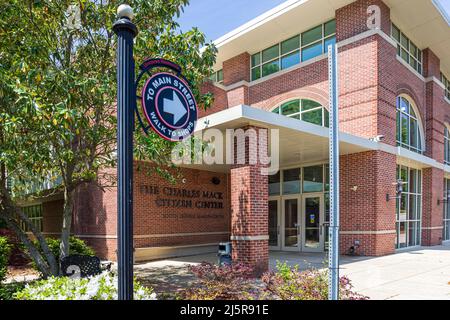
(177, 0, 450, 42)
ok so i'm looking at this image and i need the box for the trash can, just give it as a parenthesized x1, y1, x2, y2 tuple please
(218, 242, 232, 266)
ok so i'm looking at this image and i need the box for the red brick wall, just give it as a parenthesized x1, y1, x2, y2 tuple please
(422, 167, 444, 246)
(73, 163, 230, 261)
(336, 0, 391, 41)
(340, 150, 397, 256)
(223, 52, 250, 85)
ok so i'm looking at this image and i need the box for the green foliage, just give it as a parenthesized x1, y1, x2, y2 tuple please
(183, 262, 259, 300)
(261, 263, 368, 300)
(14, 272, 155, 300)
(0, 237, 12, 282)
(0, 282, 25, 300)
(32, 236, 94, 266)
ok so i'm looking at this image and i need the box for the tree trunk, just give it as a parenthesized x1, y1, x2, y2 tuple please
(0, 186, 59, 276)
(59, 187, 74, 262)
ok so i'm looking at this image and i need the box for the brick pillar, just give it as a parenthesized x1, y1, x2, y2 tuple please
(422, 167, 444, 246)
(223, 52, 250, 106)
(336, 0, 391, 42)
(230, 126, 269, 275)
(422, 48, 441, 79)
(340, 150, 397, 256)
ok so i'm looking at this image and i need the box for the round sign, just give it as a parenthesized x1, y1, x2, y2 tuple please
(141, 72, 198, 141)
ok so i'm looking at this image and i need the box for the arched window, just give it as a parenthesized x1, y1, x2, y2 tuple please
(445, 125, 450, 165)
(272, 99, 329, 127)
(396, 96, 424, 154)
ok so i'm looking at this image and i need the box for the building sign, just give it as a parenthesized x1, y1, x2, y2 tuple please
(141, 72, 198, 141)
(139, 184, 224, 211)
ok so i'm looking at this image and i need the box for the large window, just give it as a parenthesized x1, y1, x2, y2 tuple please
(21, 204, 43, 232)
(445, 125, 450, 165)
(269, 165, 327, 196)
(272, 99, 329, 127)
(396, 165, 422, 249)
(391, 24, 422, 75)
(441, 73, 450, 100)
(443, 179, 450, 241)
(251, 20, 336, 81)
(396, 96, 423, 154)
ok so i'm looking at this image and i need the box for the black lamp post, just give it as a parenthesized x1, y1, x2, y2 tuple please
(112, 4, 138, 300)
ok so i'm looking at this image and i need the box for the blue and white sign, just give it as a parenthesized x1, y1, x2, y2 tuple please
(141, 72, 198, 141)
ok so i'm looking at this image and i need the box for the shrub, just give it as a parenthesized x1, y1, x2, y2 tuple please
(32, 236, 95, 267)
(183, 262, 259, 300)
(0, 282, 25, 300)
(0, 236, 12, 282)
(14, 272, 156, 300)
(261, 261, 368, 300)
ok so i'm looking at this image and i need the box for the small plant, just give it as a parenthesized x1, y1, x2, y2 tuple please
(183, 262, 258, 300)
(261, 262, 368, 300)
(0, 236, 12, 283)
(14, 272, 156, 300)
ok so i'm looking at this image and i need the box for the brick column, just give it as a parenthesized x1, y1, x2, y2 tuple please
(230, 126, 269, 275)
(422, 167, 444, 246)
(223, 52, 250, 106)
(340, 150, 397, 256)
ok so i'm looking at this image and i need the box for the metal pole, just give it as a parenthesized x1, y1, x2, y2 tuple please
(328, 44, 340, 301)
(112, 5, 138, 300)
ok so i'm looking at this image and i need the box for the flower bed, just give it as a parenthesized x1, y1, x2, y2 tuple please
(15, 272, 156, 300)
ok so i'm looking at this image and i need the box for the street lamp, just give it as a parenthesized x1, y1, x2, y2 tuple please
(112, 4, 138, 300)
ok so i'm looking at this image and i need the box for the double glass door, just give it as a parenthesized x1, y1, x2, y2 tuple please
(269, 194, 325, 252)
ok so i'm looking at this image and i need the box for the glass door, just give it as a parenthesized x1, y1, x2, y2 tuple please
(268, 198, 281, 250)
(282, 196, 300, 251)
(302, 194, 324, 252)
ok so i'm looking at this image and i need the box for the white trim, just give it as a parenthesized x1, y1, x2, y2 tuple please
(421, 226, 444, 230)
(75, 234, 117, 239)
(432, 0, 450, 26)
(445, 97, 450, 105)
(340, 230, 396, 235)
(134, 231, 230, 239)
(230, 235, 269, 241)
(337, 28, 396, 49)
(212, 0, 311, 49)
(425, 76, 446, 90)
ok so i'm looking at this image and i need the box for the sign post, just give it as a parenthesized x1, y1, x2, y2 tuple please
(328, 43, 340, 301)
(113, 5, 138, 300)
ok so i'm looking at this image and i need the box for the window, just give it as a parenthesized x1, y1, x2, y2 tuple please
(272, 99, 329, 127)
(443, 179, 450, 241)
(209, 69, 223, 84)
(391, 24, 422, 74)
(251, 20, 336, 81)
(441, 73, 450, 100)
(396, 96, 423, 154)
(445, 125, 450, 165)
(270, 165, 327, 196)
(396, 165, 422, 249)
(21, 204, 43, 232)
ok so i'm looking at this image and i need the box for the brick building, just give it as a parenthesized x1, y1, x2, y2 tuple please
(26, 0, 450, 272)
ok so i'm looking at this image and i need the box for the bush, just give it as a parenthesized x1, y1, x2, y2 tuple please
(0, 236, 12, 282)
(261, 261, 368, 300)
(0, 282, 25, 300)
(14, 272, 156, 300)
(183, 262, 259, 300)
(32, 236, 95, 266)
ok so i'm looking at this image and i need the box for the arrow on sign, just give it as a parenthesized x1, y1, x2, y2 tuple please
(163, 91, 187, 124)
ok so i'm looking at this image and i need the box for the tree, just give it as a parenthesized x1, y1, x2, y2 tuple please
(0, 0, 216, 275)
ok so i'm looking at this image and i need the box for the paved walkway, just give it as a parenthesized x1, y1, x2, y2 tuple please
(134, 244, 450, 300)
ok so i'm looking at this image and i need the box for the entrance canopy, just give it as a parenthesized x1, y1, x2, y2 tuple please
(183, 105, 377, 173)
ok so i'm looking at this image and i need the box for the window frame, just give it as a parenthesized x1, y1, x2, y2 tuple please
(272, 99, 330, 128)
(443, 178, 450, 241)
(395, 165, 422, 249)
(250, 20, 336, 81)
(391, 24, 423, 75)
(21, 204, 43, 232)
(445, 125, 450, 166)
(396, 95, 424, 154)
(441, 72, 450, 100)
(209, 69, 223, 84)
